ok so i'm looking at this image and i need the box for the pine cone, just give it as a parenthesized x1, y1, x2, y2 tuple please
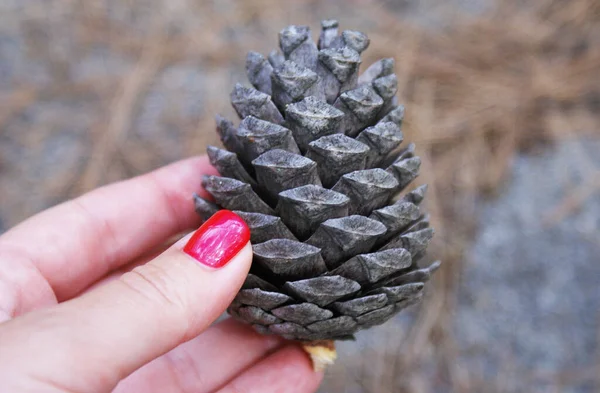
(195, 20, 440, 342)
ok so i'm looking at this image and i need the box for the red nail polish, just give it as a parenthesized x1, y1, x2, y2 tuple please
(183, 210, 250, 268)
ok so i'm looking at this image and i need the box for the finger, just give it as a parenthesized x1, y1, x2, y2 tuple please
(0, 253, 56, 323)
(84, 233, 183, 293)
(0, 155, 217, 302)
(217, 345, 324, 393)
(114, 318, 285, 393)
(0, 211, 251, 393)
(0, 231, 181, 322)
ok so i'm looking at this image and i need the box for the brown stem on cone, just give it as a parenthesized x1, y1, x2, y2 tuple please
(301, 340, 337, 372)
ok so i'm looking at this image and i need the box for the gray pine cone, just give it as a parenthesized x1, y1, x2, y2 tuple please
(195, 20, 440, 341)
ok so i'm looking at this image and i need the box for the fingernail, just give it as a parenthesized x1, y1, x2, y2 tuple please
(183, 210, 250, 268)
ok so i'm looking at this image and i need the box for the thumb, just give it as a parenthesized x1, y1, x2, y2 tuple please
(0, 210, 252, 392)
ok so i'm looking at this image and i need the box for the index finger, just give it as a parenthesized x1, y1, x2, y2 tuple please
(0, 155, 217, 301)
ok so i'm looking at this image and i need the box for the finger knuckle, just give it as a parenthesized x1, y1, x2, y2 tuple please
(164, 346, 208, 393)
(0, 248, 56, 319)
(120, 263, 190, 326)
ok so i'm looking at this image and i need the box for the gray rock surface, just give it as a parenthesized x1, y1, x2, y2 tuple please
(456, 136, 600, 392)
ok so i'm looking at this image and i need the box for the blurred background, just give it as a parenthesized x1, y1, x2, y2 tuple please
(1, 0, 598, 391)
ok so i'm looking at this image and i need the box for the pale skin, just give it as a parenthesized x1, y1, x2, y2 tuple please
(0, 156, 323, 393)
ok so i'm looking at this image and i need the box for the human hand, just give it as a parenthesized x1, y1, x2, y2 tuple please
(0, 156, 323, 393)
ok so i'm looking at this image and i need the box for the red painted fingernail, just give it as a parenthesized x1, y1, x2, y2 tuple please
(183, 210, 250, 268)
